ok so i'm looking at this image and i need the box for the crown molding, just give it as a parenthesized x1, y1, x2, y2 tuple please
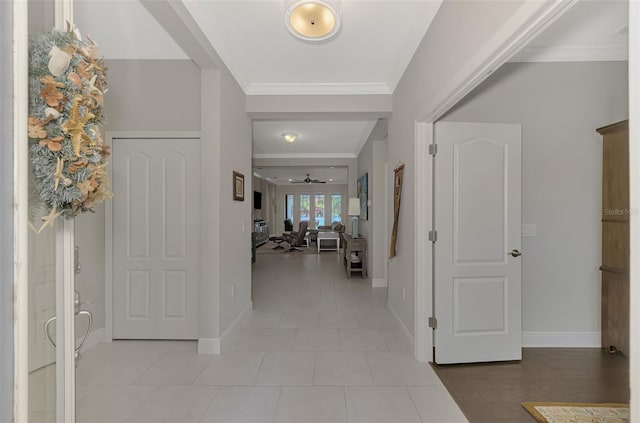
(252, 153, 357, 159)
(246, 82, 392, 96)
(510, 44, 628, 63)
(354, 120, 378, 156)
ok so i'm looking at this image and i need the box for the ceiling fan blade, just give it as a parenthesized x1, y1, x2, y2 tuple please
(311, 180, 326, 183)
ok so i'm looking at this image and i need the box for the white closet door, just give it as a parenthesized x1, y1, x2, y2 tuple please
(434, 122, 522, 364)
(112, 138, 200, 339)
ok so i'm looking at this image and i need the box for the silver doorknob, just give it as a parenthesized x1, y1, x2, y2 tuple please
(510, 249, 522, 257)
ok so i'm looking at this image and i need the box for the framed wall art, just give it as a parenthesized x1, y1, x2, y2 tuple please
(357, 173, 368, 220)
(233, 171, 245, 201)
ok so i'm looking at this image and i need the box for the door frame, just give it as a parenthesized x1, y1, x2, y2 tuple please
(104, 131, 200, 342)
(412, 0, 578, 362)
(629, 1, 639, 419)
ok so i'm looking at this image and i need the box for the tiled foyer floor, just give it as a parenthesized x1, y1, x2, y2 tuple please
(74, 252, 467, 423)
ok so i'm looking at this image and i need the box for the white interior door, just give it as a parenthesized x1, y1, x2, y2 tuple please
(434, 122, 522, 364)
(112, 138, 200, 339)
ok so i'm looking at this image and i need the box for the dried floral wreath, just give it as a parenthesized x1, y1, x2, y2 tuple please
(28, 25, 111, 232)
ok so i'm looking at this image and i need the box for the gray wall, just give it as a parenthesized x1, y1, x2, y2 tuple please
(442, 61, 628, 336)
(104, 60, 201, 131)
(389, 0, 525, 335)
(219, 67, 252, 334)
(76, 59, 201, 333)
(357, 127, 388, 283)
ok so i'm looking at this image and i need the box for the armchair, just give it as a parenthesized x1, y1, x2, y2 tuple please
(282, 221, 309, 251)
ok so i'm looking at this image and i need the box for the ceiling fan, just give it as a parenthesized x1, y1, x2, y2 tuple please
(290, 174, 326, 184)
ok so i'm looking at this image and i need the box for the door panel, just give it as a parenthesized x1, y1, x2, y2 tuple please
(434, 122, 522, 364)
(113, 139, 200, 339)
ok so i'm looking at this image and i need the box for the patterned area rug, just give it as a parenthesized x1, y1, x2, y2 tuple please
(522, 402, 630, 423)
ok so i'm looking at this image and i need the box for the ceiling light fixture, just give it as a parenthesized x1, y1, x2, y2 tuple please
(282, 133, 298, 143)
(284, 0, 341, 42)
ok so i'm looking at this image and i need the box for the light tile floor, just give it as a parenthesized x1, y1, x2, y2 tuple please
(72, 253, 467, 422)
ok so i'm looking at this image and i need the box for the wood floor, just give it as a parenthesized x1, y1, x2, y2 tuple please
(432, 348, 629, 423)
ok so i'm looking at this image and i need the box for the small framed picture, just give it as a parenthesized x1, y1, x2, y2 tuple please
(233, 171, 244, 201)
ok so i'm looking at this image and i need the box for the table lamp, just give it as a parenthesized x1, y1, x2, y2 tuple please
(348, 197, 360, 238)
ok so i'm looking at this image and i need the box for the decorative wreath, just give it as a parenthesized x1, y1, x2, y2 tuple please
(28, 25, 111, 232)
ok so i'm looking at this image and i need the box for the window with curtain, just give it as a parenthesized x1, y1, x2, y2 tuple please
(331, 194, 342, 223)
(314, 194, 325, 228)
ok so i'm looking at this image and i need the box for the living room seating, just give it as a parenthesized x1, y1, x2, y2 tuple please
(282, 221, 309, 251)
(309, 221, 344, 243)
(284, 219, 293, 232)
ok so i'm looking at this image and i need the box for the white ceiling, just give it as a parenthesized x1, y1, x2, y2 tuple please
(74, 0, 629, 170)
(181, 0, 443, 95)
(252, 120, 376, 158)
(254, 166, 349, 185)
(510, 0, 628, 62)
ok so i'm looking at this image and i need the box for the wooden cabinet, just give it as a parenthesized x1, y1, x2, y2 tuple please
(598, 120, 629, 355)
(342, 234, 367, 278)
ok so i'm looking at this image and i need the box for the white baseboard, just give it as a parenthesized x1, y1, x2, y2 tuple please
(387, 301, 415, 345)
(221, 301, 253, 345)
(522, 331, 601, 348)
(199, 301, 253, 355)
(198, 338, 221, 355)
(80, 328, 107, 352)
(372, 278, 387, 288)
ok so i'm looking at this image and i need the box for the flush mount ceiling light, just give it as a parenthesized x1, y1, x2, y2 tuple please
(282, 133, 298, 143)
(284, 0, 341, 42)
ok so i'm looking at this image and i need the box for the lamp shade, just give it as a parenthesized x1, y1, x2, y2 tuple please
(348, 197, 360, 216)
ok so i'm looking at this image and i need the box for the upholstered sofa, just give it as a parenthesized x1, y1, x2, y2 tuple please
(309, 221, 344, 243)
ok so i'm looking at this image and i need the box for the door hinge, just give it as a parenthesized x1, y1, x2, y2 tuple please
(428, 317, 437, 329)
(428, 230, 437, 242)
(428, 144, 437, 156)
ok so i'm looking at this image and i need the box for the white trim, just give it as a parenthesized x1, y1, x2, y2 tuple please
(108, 131, 200, 140)
(220, 301, 253, 350)
(510, 44, 628, 63)
(522, 331, 601, 348)
(246, 82, 392, 96)
(13, 0, 29, 420)
(418, 0, 577, 123)
(252, 153, 357, 159)
(198, 338, 220, 355)
(388, 301, 415, 346)
(414, 122, 432, 363)
(372, 278, 387, 288)
(104, 131, 202, 342)
(56, 220, 75, 423)
(628, 0, 639, 419)
(354, 120, 378, 157)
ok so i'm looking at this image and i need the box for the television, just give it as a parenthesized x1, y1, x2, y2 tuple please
(253, 191, 262, 209)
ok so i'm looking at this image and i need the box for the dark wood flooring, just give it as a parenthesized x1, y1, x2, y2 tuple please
(432, 348, 629, 423)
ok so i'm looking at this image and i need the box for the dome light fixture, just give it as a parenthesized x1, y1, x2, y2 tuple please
(284, 0, 341, 42)
(282, 133, 298, 143)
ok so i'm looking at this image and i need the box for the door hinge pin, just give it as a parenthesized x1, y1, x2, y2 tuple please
(428, 317, 437, 329)
(428, 230, 437, 242)
(428, 144, 437, 156)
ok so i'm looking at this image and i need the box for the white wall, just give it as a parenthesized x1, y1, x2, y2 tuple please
(389, 0, 525, 335)
(442, 61, 628, 339)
